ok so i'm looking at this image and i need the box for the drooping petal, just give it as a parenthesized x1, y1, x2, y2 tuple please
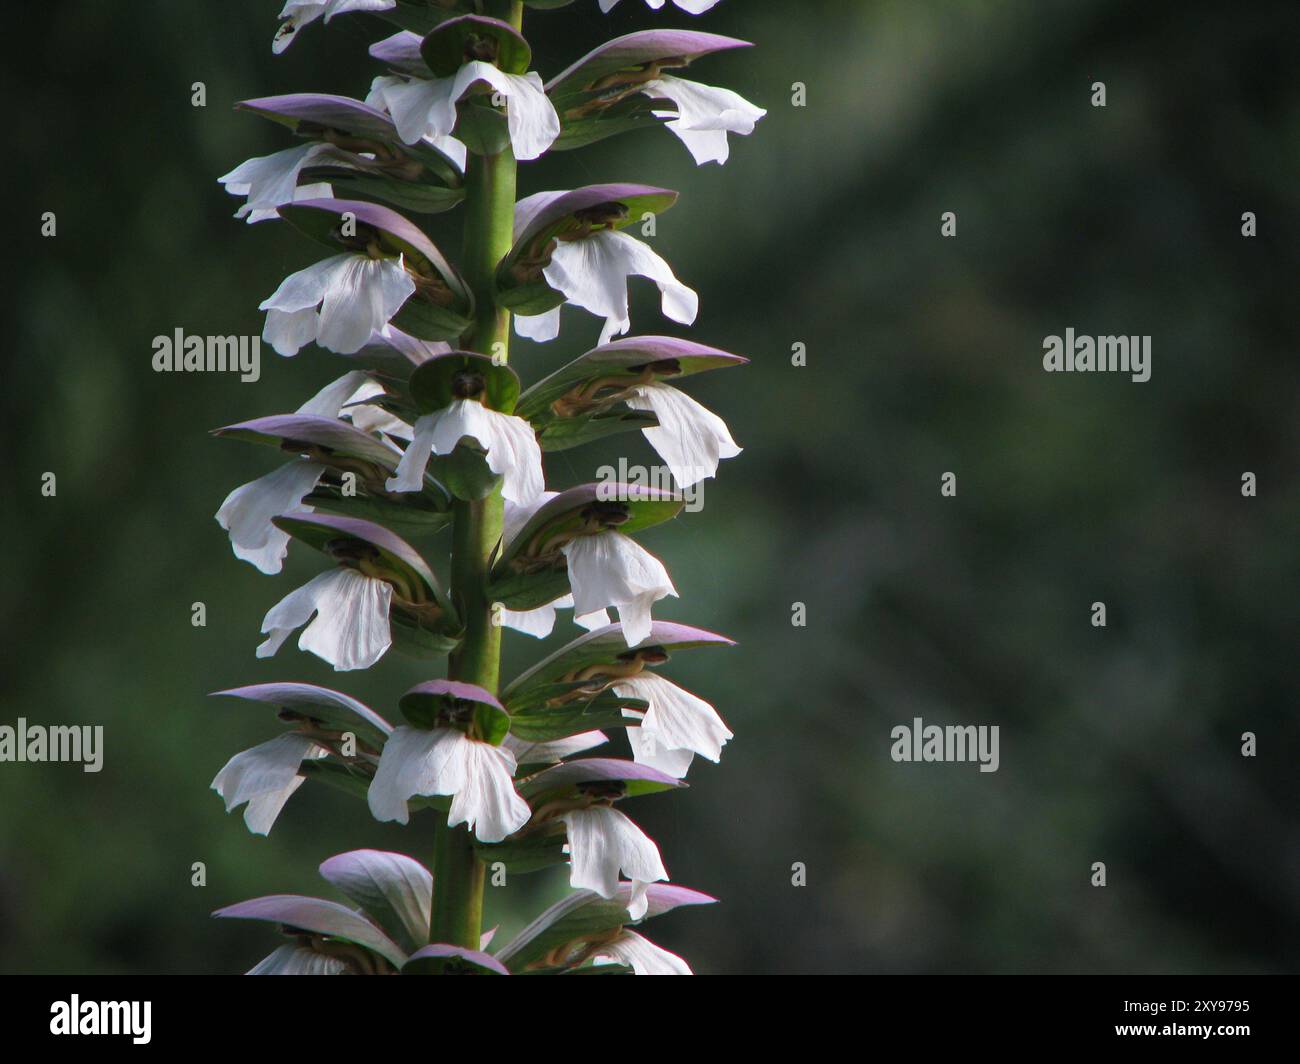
(615, 673, 732, 771)
(296, 369, 376, 417)
(216, 461, 325, 575)
(263, 307, 321, 357)
(368, 73, 460, 145)
(499, 600, 558, 638)
(503, 730, 607, 766)
(452, 63, 559, 161)
(296, 568, 394, 670)
(542, 229, 698, 345)
(237, 181, 335, 224)
(274, 0, 395, 55)
(389, 400, 543, 505)
(513, 304, 562, 343)
(368, 727, 529, 842)
(316, 255, 417, 355)
(256, 568, 393, 671)
(642, 75, 766, 166)
(561, 531, 677, 647)
(211, 732, 325, 835)
(591, 929, 692, 975)
(447, 738, 532, 843)
(624, 382, 741, 488)
(219, 143, 352, 215)
(560, 805, 668, 918)
(624, 712, 697, 779)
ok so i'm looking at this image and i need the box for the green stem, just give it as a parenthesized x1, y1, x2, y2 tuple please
(430, 6, 523, 950)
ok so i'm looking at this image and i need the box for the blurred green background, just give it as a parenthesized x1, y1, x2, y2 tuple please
(6, 0, 1298, 974)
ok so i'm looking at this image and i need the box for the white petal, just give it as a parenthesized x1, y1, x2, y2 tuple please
(453, 64, 559, 161)
(211, 732, 323, 836)
(386, 412, 439, 492)
(257, 568, 339, 658)
(499, 601, 558, 639)
(297, 568, 394, 670)
(248, 944, 350, 975)
(643, 75, 765, 166)
(296, 370, 375, 417)
(513, 304, 562, 343)
(502, 491, 557, 550)
(426, 133, 468, 172)
(625, 382, 741, 488)
(369, 728, 529, 842)
(560, 805, 667, 904)
(216, 461, 325, 575)
(397, 400, 543, 505)
(316, 256, 416, 355)
(503, 730, 607, 765)
(373, 74, 459, 145)
(543, 229, 697, 342)
(599, 0, 720, 13)
(561, 532, 676, 647)
(573, 607, 612, 631)
(624, 710, 696, 779)
(592, 929, 692, 975)
(219, 143, 347, 213)
(616, 673, 732, 763)
(260, 253, 354, 314)
(237, 181, 335, 224)
(262, 307, 320, 357)
(447, 739, 531, 843)
(322, 0, 395, 19)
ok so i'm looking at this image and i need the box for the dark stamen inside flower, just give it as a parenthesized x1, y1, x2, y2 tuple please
(572, 202, 629, 228)
(451, 370, 486, 400)
(438, 697, 476, 727)
(627, 358, 682, 378)
(464, 34, 498, 63)
(580, 501, 631, 530)
(325, 537, 381, 567)
(577, 781, 626, 801)
(621, 645, 669, 666)
(333, 220, 383, 254)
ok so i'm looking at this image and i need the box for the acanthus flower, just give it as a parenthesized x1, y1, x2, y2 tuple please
(273, 0, 395, 55)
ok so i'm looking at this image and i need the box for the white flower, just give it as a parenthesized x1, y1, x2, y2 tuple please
(216, 371, 398, 574)
(499, 593, 610, 639)
(624, 381, 741, 488)
(211, 732, 326, 835)
(260, 253, 416, 357)
(217, 461, 327, 575)
(641, 75, 766, 166)
(257, 568, 394, 671)
(249, 944, 351, 975)
(615, 673, 732, 779)
(562, 531, 677, 647)
(513, 228, 698, 346)
(219, 143, 354, 220)
(599, 0, 721, 13)
(386, 398, 544, 506)
(591, 929, 692, 975)
(273, 0, 395, 55)
(502, 730, 607, 766)
(560, 805, 667, 920)
(367, 62, 559, 161)
(368, 726, 531, 842)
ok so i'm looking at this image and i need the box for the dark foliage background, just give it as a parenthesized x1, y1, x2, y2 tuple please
(5, 0, 1297, 973)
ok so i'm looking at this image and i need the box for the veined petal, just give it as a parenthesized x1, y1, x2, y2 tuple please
(624, 381, 741, 488)
(386, 412, 439, 492)
(591, 929, 692, 975)
(615, 673, 732, 764)
(263, 307, 320, 357)
(623, 709, 697, 779)
(399, 399, 544, 505)
(219, 143, 349, 213)
(560, 805, 667, 915)
(296, 370, 376, 417)
(211, 732, 324, 836)
(561, 531, 677, 647)
(296, 567, 394, 670)
(499, 601, 558, 638)
(368, 728, 529, 842)
(543, 229, 697, 345)
(261, 253, 354, 314)
(453, 63, 559, 162)
(216, 461, 325, 575)
(316, 256, 416, 355)
(643, 75, 766, 166)
(256, 568, 393, 670)
(369, 73, 459, 145)
(248, 944, 351, 975)
(447, 738, 531, 843)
